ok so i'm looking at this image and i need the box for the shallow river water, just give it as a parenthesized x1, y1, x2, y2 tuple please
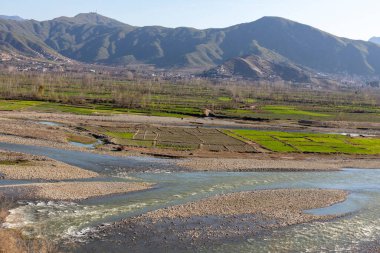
(0, 143, 379, 252)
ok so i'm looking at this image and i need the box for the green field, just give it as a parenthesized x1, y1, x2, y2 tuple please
(0, 100, 194, 117)
(228, 129, 380, 155)
(261, 105, 330, 117)
(67, 134, 97, 144)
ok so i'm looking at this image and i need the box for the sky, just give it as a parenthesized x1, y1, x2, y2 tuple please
(1, 0, 379, 40)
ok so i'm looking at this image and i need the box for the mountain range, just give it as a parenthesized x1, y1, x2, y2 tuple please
(0, 15, 24, 21)
(1, 13, 380, 81)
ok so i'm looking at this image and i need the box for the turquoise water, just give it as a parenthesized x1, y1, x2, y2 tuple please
(3, 169, 380, 253)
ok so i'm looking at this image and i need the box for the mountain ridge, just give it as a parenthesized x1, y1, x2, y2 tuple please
(1, 13, 380, 79)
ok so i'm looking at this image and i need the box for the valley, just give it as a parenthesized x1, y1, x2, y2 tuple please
(0, 8, 379, 253)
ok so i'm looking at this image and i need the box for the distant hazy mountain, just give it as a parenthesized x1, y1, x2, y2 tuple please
(370, 37, 380, 45)
(0, 15, 24, 21)
(1, 13, 380, 79)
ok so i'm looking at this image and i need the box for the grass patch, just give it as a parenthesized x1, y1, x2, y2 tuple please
(105, 131, 134, 139)
(262, 105, 330, 117)
(115, 139, 154, 148)
(102, 129, 153, 147)
(292, 144, 336, 153)
(218, 96, 232, 102)
(67, 134, 96, 144)
(255, 140, 297, 152)
(0, 100, 195, 118)
(0, 100, 43, 111)
(244, 98, 256, 103)
(0, 160, 30, 166)
(128, 110, 192, 118)
(33, 103, 122, 115)
(222, 130, 249, 143)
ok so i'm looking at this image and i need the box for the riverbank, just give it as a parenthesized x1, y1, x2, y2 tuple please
(77, 189, 347, 252)
(0, 150, 99, 180)
(0, 149, 154, 201)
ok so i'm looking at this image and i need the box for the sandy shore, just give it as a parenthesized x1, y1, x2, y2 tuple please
(0, 181, 153, 201)
(177, 157, 380, 171)
(78, 189, 347, 252)
(0, 150, 99, 180)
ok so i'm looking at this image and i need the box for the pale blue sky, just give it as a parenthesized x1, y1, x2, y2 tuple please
(2, 0, 379, 40)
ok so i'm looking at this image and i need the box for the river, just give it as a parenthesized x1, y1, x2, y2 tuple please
(0, 142, 379, 252)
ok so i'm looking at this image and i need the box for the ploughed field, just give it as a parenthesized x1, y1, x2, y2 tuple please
(88, 125, 256, 152)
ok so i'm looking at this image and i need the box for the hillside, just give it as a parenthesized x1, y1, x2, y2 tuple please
(1, 13, 380, 79)
(202, 42, 312, 82)
(370, 37, 380, 45)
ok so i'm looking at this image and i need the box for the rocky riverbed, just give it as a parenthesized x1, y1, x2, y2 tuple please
(77, 189, 347, 252)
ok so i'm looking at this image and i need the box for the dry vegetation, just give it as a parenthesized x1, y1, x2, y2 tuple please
(0, 194, 58, 253)
(0, 229, 59, 253)
(0, 193, 11, 223)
